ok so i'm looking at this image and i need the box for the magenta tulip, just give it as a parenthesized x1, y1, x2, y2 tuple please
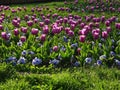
(31, 28, 39, 35)
(79, 35, 86, 42)
(102, 31, 108, 39)
(53, 46, 58, 52)
(0, 25, 3, 30)
(14, 28, 19, 36)
(20, 36, 26, 42)
(40, 34, 46, 42)
(27, 20, 33, 27)
(21, 27, 28, 33)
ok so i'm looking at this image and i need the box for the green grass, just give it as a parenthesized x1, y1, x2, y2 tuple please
(0, 62, 120, 90)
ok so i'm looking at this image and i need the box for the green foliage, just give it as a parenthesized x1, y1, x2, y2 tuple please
(0, 63, 16, 82)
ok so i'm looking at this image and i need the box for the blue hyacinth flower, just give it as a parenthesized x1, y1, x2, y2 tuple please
(7, 56, 17, 61)
(21, 50, 27, 56)
(49, 59, 60, 65)
(85, 57, 92, 64)
(74, 61, 80, 67)
(28, 51, 35, 55)
(17, 57, 26, 64)
(110, 51, 116, 56)
(71, 43, 78, 48)
(97, 60, 102, 66)
(63, 36, 68, 42)
(32, 57, 42, 66)
(115, 59, 120, 66)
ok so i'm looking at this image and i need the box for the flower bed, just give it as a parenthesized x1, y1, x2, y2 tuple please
(0, 0, 50, 4)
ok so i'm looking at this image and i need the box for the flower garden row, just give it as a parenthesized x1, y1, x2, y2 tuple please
(0, 3, 120, 67)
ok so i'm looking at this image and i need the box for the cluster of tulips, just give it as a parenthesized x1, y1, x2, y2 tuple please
(0, 2, 120, 67)
(65, 0, 120, 13)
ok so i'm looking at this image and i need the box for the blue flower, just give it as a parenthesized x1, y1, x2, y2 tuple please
(85, 57, 92, 64)
(101, 38, 105, 42)
(98, 43, 102, 47)
(71, 43, 78, 48)
(60, 46, 66, 51)
(17, 41, 22, 46)
(49, 59, 60, 65)
(99, 55, 106, 60)
(63, 36, 68, 42)
(111, 39, 115, 43)
(7, 56, 17, 61)
(58, 54, 62, 60)
(97, 60, 102, 65)
(17, 57, 26, 64)
(32, 57, 42, 66)
(115, 59, 120, 66)
(110, 51, 116, 56)
(28, 51, 35, 55)
(74, 61, 80, 67)
(21, 50, 27, 56)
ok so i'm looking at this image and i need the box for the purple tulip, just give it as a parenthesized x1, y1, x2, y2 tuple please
(44, 18, 50, 25)
(31, 28, 39, 35)
(77, 48, 81, 54)
(1, 32, 7, 39)
(1, 32, 10, 40)
(53, 46, 58, 52)
(24, 15, 29, 20)
(40, 34, 46, 42)
(102, 31, 108, 39)
(12, 20, 20, 27)
(101, 16, 105, 22)
(21, 27, 28, 33)
(68, 30, 74, 37)
(43, 25, 49, 34)
(106, 27, 111, 33)
(80, 23, 85, 28)
(0, 25, 3, 30)
(20, 36, 26, 42)
(93, 32, 99, 40)
(34, 18, 38, 23)
(27, 20, 33, 27)
(79, 35, 86, 42)
(14, 28, 19, 36)
(105, 20, 110, 26)
(39, 22, 44, 27)
(115, 23, 120, 29)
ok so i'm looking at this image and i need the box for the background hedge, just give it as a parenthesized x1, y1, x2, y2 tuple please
(0, 0, 51, 5)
